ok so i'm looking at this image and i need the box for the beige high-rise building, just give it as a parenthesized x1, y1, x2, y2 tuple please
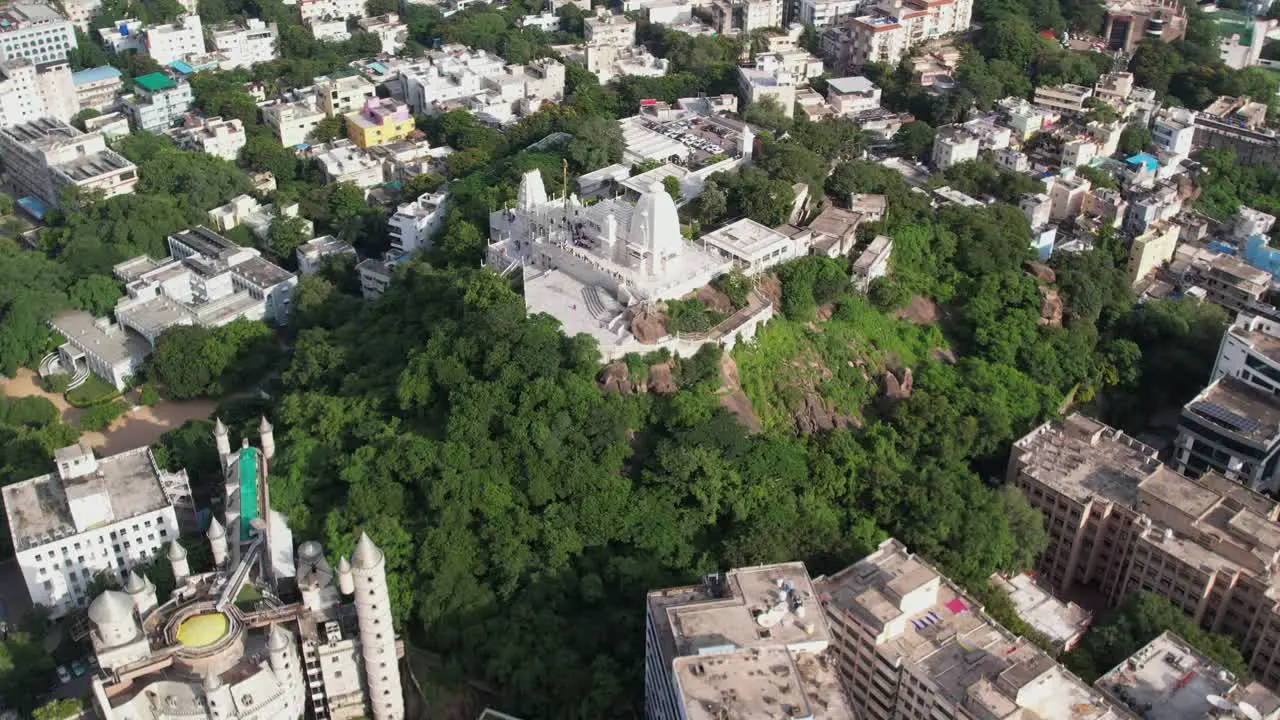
(814, 538, 1129, 720)
(1010, 414, 1280, 690)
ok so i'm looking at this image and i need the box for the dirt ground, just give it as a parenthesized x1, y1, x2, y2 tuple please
(892, 294, 940, 324)
(0, 369, 216, 453)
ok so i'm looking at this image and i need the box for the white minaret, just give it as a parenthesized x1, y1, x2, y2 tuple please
(350, 532, 404, 720)
(741, 122, 754, 162)
(336, 555, 354, 596)
(88, 590, 140, 648)
(267, 623, 292, 674)
(168, 541, 190, 586)
(207, 516, 228, 568)
(124, 570, 157, 616)
(213, 416, 230, 460)
(258, 416, 275, 464)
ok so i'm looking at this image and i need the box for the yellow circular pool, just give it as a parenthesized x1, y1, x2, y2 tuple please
(176, 612, 229, 648)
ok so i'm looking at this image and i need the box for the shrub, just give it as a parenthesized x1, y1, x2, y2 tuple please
(713, 271, 752, 309)
(868, 276, 910, 311)
(43, 374, 70, 393)
(66, 375, 120, 407)
(78, 400, 128, 432)
(139, 384, 160, 406)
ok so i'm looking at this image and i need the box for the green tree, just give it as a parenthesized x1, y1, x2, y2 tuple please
(33, 698, 84, 720)
(662, 175, 682, 202)
(566, 115, 624, 172)
(1118, 125, 1152, 155)
(310, 115, 347, 144)
(402, 172, 446, 199)
(893, 121, 935, 161)
(267, 215, 312, 263)
(150, 325, 217, 399)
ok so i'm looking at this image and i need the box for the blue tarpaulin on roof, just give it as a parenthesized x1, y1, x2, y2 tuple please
(169, 60, 195, 74)
(1126, 152, 1159, 171)
(17, 196, 48, 220)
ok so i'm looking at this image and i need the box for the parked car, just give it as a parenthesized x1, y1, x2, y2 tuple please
(71, 661, 86, 677)
(55, 666, 70, 685)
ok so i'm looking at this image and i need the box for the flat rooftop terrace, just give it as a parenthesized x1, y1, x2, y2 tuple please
(1011, 414, 1162, 506)
(1098, 632, 1243, 720)
(3, 446, 170, 550)
(991, 573, 1090, 648)
(674, 646, 854, 720)
(1184, 376, 1280, 444)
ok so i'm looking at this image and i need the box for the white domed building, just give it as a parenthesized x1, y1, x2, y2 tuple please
(88, 421, 406, 720)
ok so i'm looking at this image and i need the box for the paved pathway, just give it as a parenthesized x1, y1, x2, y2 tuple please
(0, 369, 216, 453)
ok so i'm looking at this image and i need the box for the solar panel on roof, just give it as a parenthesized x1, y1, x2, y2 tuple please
(1191, 400, 1265, 435)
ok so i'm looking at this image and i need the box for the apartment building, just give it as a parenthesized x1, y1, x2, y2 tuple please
(297, 0, 366, 24)
(166, 116, 245, 161)
(61, 0, 99, 30)
(990, 572, 1091, 654)
(1047, 171, 1092, 221)
(1173, 376, 1280, 493)
(164, 226, 296, 324)
(71, 64, 121, 111)
(709, 0, 784, 34)
(262, 97, 324, 146)
(814, 538, 1127, 720)
(0, 3, 77, 64)
(388, 189, 448, 254)
(1021, 193, 1052, 229)
(1152, 106, 1197, 156)
(793, 0, 863, 27)
(1099, 632, 1280, 719)
(1009, 414, 1280, 689)
(1212, 314, 1280, 400)
(1235, 205, 1277, 241)
(210, 18, 278, 69)
(2, 442, 192, 618)
(316, 74, 376, 117)
(358, 13, 407, 54)
(1193, 253, 1272, 314)
(357, 252, 408, 298)
(400, 46, 565, 124)
(833, 0, 972, 68)
(345, 96, 414, 148)
(826, 75, 880, 116)
(100, 15, 205, 66)
(0, 57, 73, 126)
(310, 138, 385, 188)
(0, 117, 137, 206)
(1033, 83, 1093, 114)
(120, 72, 192, 133)
(931, 125, 979, 170)
(584, 12, 636, 46)
(295, 235, 355, 275)
(644, 562, 856, 720)
(1126, 221, 1178, 285)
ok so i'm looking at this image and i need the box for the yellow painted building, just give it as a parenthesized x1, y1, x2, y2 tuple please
(1127, 220, 1179, 285)
(345, 97, 415, 148)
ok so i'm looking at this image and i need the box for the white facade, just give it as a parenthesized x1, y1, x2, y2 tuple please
(930, 125, 979, 170)
(210, 18, 279, 69)
(298, 0, 366, 23)
(2, 443, 189, 618)
(358, 14, 408, 54)
(1212, 313, 1280, 398)
(307, 16, 350, 41)
(388, 190, 448, 254)
(0, 3, 77, 64)
(107, 14, 206, 65)
(317, 75, 376, 117)
(839, 0, 972, 68)
(167, 116, 246, 161)
(0, 58, 75, 127)
(72, 65, 122, 111)
(584, 13, 637, 47)
(1033, 83, 1093, 114)
(1152, 106, 1197, 157)
(400, 46, 566, 124)
(700, 217, 807, 275)
(826, 75, 880, 116)
(296, 235, 356, 275)
(795, 0, 863, 27)
(351, 533, 404, 720)
(310, 138, 385, 188)
(62, 0, 101, 30)
(710, 0, 784, 33)
(0, 117, 137, 206)
(263, 97, 324, 146)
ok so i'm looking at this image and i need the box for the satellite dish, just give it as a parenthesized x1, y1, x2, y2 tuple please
(1238, 702, 1263, 720)
(1207, 695, 1233, 710)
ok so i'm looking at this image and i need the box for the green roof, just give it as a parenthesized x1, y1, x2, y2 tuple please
(135, 72, 177, 92)
(238, 447, 258, 541)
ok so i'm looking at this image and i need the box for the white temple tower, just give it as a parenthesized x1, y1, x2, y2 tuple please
(337, 555, 354, 595)
(208, 516, 228, 568)
(350, 532, 404, 720)
(213, 416, 230, 460)
(259, 416, 275, 464)
(168, 541, 190, 585)
(124, 570, 157, 615)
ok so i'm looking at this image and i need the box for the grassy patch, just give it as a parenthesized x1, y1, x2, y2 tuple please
(66, 375, 120, 407)
(734, 296, 948, 433)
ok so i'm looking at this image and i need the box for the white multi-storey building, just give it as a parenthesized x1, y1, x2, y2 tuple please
(584, 12, 637, 47)
(710, 0, 784, 33)
(815, 538, 1128, 720)
(0, 3, 77, 64)
(826, 75, 880, 116)
(310, 138, 385, 188)
(1033, 83, 1093, 114)
(100, 15, 205, 65)
(358, 13, 407, 54)
(400, 45, 565, 124)
(1152, 106, 1197, 157)
(263, 97, 325, 146)
(1047, 170, 1092, 221)
(931, 124, 979, 170)
(644, 562, 857, 720)
(388, 190, 448, 254)
(167, 116, 246, 161)
(0, 117, 137, 206)
(210, 18, 278, 69)
(71, 64, 121, 111)
(0, 57, 74, 126)
(121, 72, 193, 134)
(297, 0, 366, 24)
(793, 0, 864, 27)
(296, 235, 356, 275)
(317, 74, 376, 117)
(2, 442, 192, 617)
(835, 0, 971, 68)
